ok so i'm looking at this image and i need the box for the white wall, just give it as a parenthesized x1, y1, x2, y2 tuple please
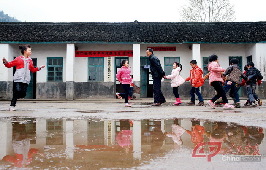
(140, 44, 193, 79)
(29, 44, 66, 82)
(201, 44, 247, 70)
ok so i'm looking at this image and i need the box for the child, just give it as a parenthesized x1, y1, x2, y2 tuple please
(185, 60, 205, 106)
(245, 62, 263, 106)
(116, 60, 133, 107)
(2, 44, 45, 111)
(207, 55, 234, 109)
(223, 58, 247, 108)
(164, 62, 184, 105)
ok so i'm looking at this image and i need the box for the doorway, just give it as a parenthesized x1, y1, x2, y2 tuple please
(13, 58, 37, 99)
(114, 57, 129, 97)
(140, 57, 152, 98)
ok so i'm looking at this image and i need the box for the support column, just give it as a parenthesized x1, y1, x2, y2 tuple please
(133, 44, 141, 98)
(254, 43, 266, 79)
(65, 119, 74, 159)
(66, 44, 75, 100)
(0, 44, 13, 99)
(0, 120, 12, 159)
(36, 118, 47, 152)
(192, 44, 201, 67)
(133, 120, 141, 159)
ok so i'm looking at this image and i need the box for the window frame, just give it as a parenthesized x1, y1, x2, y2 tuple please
(88, 57, 104, 82)
(47, 57, 63, 82)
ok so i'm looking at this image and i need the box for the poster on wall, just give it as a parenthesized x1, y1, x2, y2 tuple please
(107, 57, 112, 82)
(75, 51, 133, 57)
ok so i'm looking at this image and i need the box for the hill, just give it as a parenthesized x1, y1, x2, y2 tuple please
(0, 11, 20, 22)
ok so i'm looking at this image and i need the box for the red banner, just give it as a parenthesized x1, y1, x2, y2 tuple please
(75, 50, 133, 57)
(147, 47, 176, 51)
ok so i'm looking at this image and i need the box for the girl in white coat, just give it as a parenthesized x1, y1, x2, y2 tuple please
(164, 62, 185, 105)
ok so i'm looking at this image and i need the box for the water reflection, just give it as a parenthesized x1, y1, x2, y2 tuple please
(0, 117, 265, 169)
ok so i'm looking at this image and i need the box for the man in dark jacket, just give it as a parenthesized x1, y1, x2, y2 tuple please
(245, 62, 263, 106)
(146, 48, 166, 106)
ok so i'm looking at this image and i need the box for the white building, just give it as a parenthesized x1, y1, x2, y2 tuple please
(0, 22, 265, 100)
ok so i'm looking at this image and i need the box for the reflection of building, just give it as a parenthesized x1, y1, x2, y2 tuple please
(0, 118, 266, 168)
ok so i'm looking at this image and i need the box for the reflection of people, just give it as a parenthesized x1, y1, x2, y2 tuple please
(186, 125, 205, 145)
(146, 48, 166, 106)
(116, 60, 133, 107)
(116, 120, 133, 153)
(2, 128, 38, 167)
(166, 120, 186, 145)
(2, 44, 45, 111)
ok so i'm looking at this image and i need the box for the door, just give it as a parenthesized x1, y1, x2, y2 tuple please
(140, 57, 150, 97)
(115, 57, 129, 96)
(25, 58, 37, 99)
(13, 58, 37, 99)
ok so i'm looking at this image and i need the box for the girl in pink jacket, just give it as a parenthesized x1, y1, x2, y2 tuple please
(207, 55, 234, 109)
(164, 62, 184, 105)
(116, 60, 133, 107)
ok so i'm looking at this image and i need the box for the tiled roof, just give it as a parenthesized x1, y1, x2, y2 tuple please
(0, 22, 266, 43)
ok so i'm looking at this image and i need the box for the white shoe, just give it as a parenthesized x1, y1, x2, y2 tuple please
(9, 106, 16, 111)
(223, 103, 234, 110)
(125, 103, 132, 107)
(207, 100, 215, 109)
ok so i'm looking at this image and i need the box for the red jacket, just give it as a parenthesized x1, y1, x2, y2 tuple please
(4, 56, 39, 72)
(186, 65, 204, 87)
(116, 66, 132, 84)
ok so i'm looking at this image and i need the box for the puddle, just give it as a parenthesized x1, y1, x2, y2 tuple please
(0, 117, 265, 169)
(76, 110, 104, 113)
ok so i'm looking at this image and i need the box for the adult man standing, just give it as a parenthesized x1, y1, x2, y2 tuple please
(146, 48, 166, 106)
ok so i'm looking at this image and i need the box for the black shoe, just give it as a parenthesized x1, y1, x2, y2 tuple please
(152, 103, 161, 106)
(197, 101, 204, 106)
(187, 101, 195, 105)
(234, 102, 241, 108)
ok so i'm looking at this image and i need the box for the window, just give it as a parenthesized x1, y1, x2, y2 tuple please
(47, 57, 63, 81)
(229, 56, 242, 71)
(164, 57, 180, 75)
(202, 57, 209, 75)
(88, 57, 104, 81)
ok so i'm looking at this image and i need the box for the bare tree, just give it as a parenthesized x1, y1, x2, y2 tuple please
(181, 0, 235, 22)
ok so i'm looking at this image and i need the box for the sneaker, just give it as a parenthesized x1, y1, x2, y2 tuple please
(257, 99, 262, 106)
(197, 101, 204, 106)
(223, 103, 235, 109)
(187, 101, 195, 105)
(9, 106, 16, 111)
(234, 102, 241, 108)
(125, 103, 132, 107)
(207, 100, 215, 109)
(251, 102, 257, 107)
(244, 100, 250, 106)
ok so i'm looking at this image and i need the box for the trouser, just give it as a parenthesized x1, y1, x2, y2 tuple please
(153, 78, 166, 103)
(223, 81, 240, 103)
(190, 87, 204, 102)
(122, 84, 130, 103)
(246, 84, 257, 103)
(11, 82, 28, 107)
(211, 81, 228, 103)
(173, 87, 179, 98)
